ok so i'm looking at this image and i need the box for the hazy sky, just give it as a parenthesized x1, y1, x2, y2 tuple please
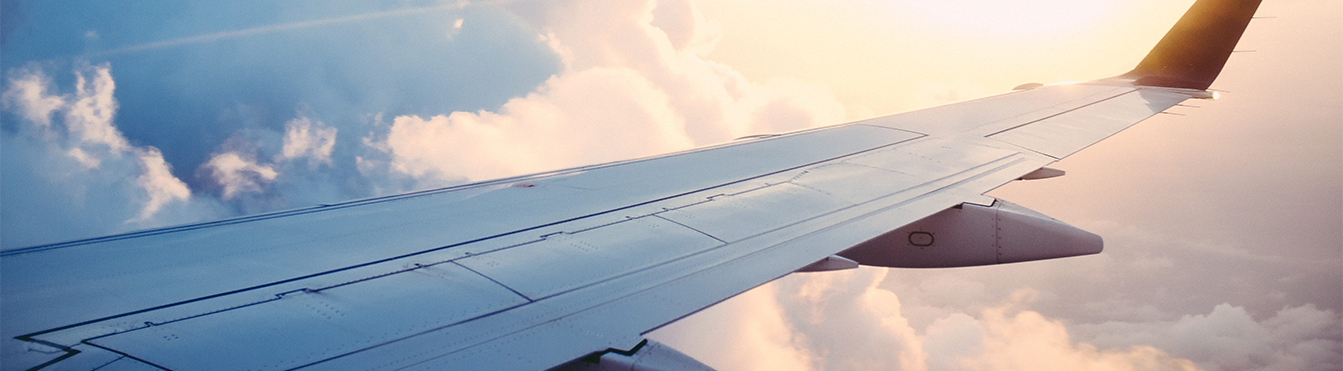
(1, 0, 1338, 370)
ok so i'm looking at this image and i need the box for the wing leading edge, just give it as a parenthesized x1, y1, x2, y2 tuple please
(0, 0, 1262, 369)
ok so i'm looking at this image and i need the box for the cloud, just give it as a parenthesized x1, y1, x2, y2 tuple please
(657, 262, 1342, 371)
(368, 0, 845, 184)
(5, 1, 564, 204)
(202, 151, 278, 200)
(649, 283, 816, 371)
(0, 67, 64, 128)
(942, 289, 1201, 371)
(133, 148, 192, 221)
(1, 64, 216, 247)
(649, 0, 720, 56)
(1075, 303, 1343, 371)
(767, 271, 1200, 371)
(776, 269, 927, 371)
(197, 114, 343, 209)
(3, 0, 846, 219)
(279, 116, 337, 165)
(377, 67, 693, 182)
(847, 216, 1340, 371)
(61, 65, 127, 152)
(656, 259, 1340, 371)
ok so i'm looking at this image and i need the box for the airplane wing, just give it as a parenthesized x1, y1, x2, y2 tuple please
(0, 0, 1262, 369)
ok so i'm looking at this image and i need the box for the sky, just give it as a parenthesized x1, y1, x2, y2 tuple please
(1, 0, 1339, 370)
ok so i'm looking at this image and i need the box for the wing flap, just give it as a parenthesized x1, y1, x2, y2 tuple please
(658, 182, 854, 243)
(84, 263, 528, 371)
(456, 216, 724, 300)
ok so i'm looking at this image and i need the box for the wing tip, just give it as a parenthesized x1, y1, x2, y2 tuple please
(1121, 0, 1265, 91)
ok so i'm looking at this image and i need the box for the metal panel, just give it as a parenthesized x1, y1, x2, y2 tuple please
(858, 84, 1131, 135)
(786, 163, 921, 204)
(81, 358, 162, 371)
(546, 125, 924, 192)
(989, 89, 1190, 157)
(86, 263, 527, 371)
(843, 138, 1020, 177)
(457, 216, 724, 300)
(658, 183, 853, 243)
(39, 346, 165, 371)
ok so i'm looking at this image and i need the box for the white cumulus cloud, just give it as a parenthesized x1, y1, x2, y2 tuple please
(380, 67, 692, 181)
(653, 268, 1271, 371)
(203, 152, 279, 200)
(651, 282, 816, 371)
(1, 64, 193, 226)
(133, 148, 192, 222)
(1, 67, 65, 129)
(942, 289, 1201, 371)
(367, 0, 845, 185)
(62, 66, 128, 152)
(1075, 303, 1342, 371)
(657, 263, 1342, 371)
(280, 116, 338, 165)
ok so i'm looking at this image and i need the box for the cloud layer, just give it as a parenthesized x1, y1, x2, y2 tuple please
(1, 64, 218, 246)
(654, 268, 1339, 371)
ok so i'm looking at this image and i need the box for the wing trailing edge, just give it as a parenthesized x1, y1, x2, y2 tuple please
(1122, 0, 1263, 90)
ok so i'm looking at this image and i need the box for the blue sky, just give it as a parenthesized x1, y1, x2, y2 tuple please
(2, 1, 563, 245)
(2, 0, 1339, 370)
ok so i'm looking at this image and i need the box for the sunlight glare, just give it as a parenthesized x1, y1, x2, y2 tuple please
(903, 0, 1117, 37)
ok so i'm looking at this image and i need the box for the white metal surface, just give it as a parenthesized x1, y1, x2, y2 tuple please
(987, 86, 1191, 158)
(456, 216, 723, 300)
(87, 263, 527, 370)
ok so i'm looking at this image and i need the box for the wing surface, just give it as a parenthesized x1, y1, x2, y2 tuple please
(0, 0, 1261, 369)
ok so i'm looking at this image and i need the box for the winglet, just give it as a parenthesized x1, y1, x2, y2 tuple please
(1121, 0, 1263, 90)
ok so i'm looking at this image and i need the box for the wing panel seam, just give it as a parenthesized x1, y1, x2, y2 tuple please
(15, 133, 928, 343)
(983, 88, 1138, 137)
(653, 215, 727, 244)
